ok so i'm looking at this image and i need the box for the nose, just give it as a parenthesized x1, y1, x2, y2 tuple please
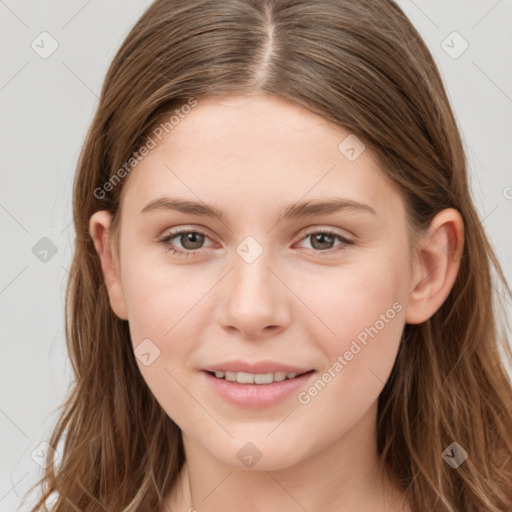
(216, 249, 291, 339)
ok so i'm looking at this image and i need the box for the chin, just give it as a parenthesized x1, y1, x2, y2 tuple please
(206, 438, 308, 472)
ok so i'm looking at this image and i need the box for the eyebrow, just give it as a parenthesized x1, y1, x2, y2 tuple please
(140, 196, 377, 221)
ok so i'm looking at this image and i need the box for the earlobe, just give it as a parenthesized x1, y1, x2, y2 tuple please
(405, 208, 464, 325)
(88, 211, 129, 320)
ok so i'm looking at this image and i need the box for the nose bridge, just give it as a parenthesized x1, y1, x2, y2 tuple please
(217, 236, 289, 336)
(231, 237, 277, 308)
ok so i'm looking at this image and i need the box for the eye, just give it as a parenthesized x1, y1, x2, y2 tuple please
(158, 227, 355, 258)
(295, 229, 355, 255)
(159, 229, 214, 257)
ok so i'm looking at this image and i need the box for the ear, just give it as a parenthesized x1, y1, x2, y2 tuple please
(89, 210, 128, 320)
(405, 208, 464, 324)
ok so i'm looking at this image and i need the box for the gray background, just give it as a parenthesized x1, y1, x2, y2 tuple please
(1, 1, 511, 510)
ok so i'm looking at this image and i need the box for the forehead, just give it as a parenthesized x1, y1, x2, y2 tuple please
(121, 94, 401, 220)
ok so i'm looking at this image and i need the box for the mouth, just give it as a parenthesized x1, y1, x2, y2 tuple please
(201, 366, 316, 408)
(204, 369, 314, 385)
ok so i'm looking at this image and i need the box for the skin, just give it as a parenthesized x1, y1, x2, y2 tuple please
(90, 94, 464, 512)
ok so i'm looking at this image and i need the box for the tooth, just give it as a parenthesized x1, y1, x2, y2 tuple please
(217, 370, 304, 384)
(254, 373, 274, 384)
(273, 372, 287, 382)
(236, 371, 255, 384)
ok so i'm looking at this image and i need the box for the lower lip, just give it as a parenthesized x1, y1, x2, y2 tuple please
(202, 370, 315, 408)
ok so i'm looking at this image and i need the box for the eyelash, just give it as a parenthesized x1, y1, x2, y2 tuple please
(158, 228, 355, 258)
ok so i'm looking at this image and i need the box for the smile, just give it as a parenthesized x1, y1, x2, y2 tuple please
(207, 370, 311, 384)
(202, 369, 316, 408)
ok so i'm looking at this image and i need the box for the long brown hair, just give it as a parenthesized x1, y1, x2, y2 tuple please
(24, 0, 512, 510)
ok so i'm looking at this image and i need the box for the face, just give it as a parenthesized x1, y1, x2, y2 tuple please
(95, 94, 419, 470)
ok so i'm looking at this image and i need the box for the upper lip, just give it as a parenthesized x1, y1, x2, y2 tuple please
(203, 360, 314, 375)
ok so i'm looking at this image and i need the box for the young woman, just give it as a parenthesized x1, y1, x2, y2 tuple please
(26, 0, 512, 510)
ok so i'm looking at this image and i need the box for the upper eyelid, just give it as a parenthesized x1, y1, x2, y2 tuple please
(161, 226, 215, 241)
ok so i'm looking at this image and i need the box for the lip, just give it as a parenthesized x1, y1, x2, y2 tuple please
(203, 360, 314, 375)
(201, 369, 316, 408)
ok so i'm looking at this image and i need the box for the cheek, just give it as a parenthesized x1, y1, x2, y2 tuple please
(120, 247, 206, 345)
(282, 279, 406, 465)
(120, 263, 207, 431)
(299, 249, 408, 404)
(118, 249, 215, 398)
(313, 256, 405, 349)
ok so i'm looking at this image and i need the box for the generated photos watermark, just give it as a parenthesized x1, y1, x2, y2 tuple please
(93, 97, 198, 200)
(297, 301, 403, 405)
